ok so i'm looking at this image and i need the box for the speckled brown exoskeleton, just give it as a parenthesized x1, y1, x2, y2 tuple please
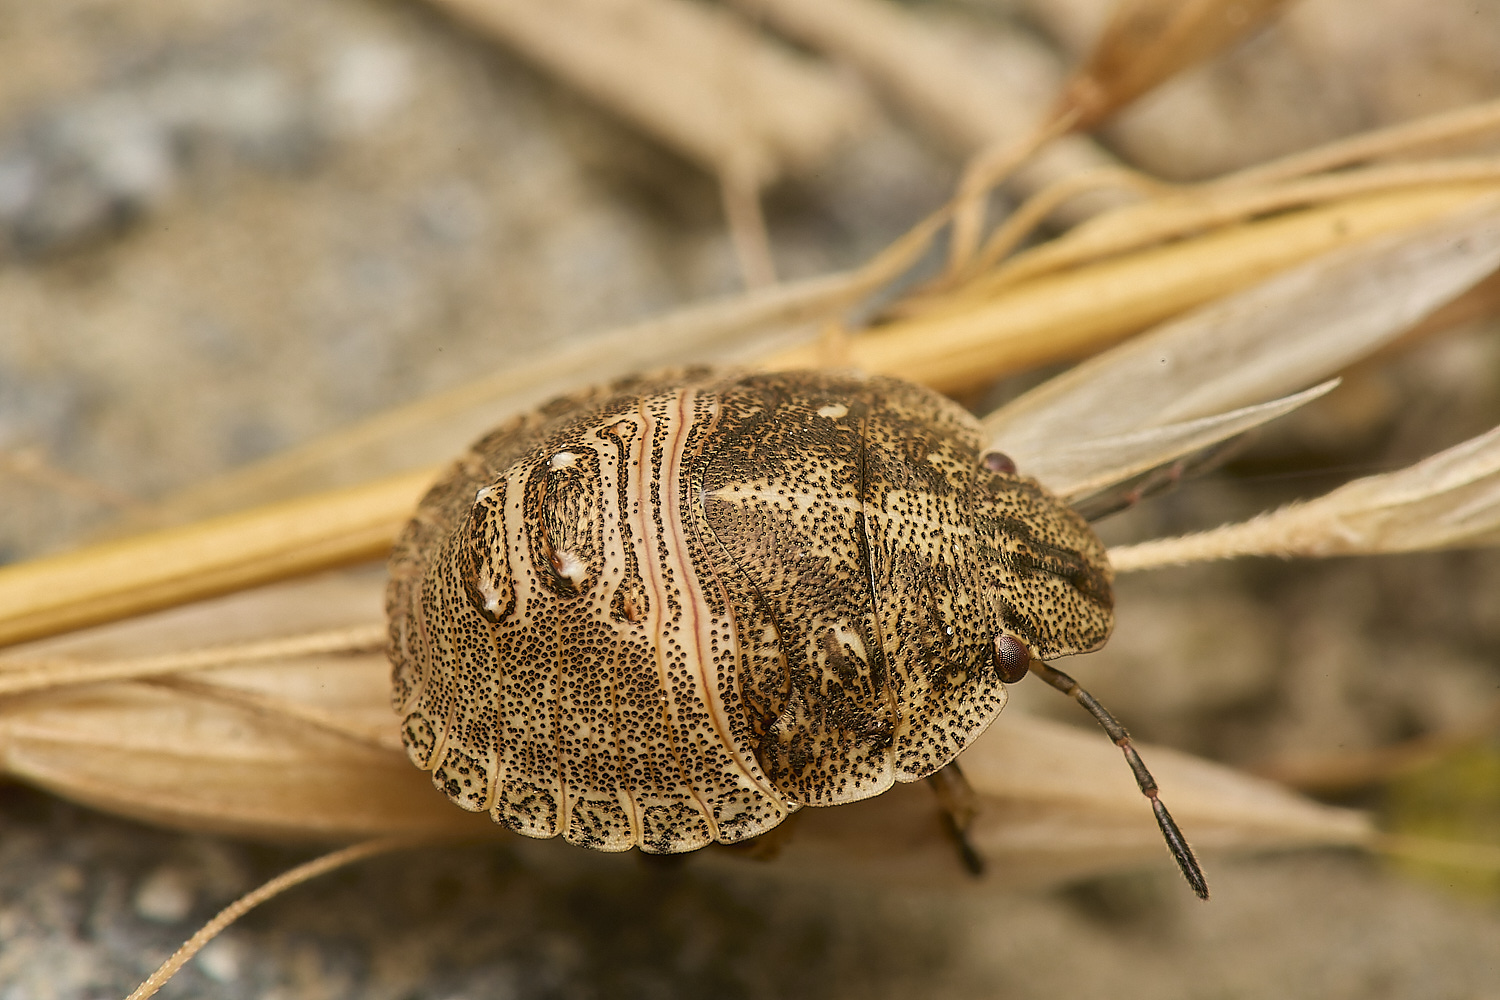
(387, 368, 1207, 897)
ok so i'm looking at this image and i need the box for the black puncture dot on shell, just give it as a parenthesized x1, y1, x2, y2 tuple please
(982, 451, 1017, 475)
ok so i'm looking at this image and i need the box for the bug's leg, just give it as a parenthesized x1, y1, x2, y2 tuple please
(637, 850, 693, 871)
(715, 810, 804, 862)
(1029, 660, 1211, 900)
(927, 761, 986, 877)
(1072, 438, 1244, 523)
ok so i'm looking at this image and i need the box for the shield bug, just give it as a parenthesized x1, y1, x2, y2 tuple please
(386, 367, 1207, 897)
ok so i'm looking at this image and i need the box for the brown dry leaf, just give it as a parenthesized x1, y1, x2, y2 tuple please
(983, 198, 1500, 496)
(1056, 0, 1297, 131)
(1110, 421, 1500, 571)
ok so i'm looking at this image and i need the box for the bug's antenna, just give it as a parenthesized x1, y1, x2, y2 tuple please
(1029, 659, 1210, 900)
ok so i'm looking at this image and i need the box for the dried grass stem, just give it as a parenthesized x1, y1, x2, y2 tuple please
(0, 624, 388, 696)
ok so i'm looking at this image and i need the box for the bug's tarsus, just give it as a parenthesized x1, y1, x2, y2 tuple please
(1028, 660, 1210, 900)
(1073, 437, 1245, 523)
(715, 810, 803, 862)
(927, 761, 987, 877)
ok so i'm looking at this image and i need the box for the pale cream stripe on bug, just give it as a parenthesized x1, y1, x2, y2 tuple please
(388, 375, 794, 854)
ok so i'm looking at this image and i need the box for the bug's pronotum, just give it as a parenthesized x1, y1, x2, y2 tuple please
(387, 366, 1207, 895)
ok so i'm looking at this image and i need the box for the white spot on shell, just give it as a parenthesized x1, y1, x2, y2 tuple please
(553, 549, 588, 587)
(474, 485, 497, 503)
(478, 577, 506, 613)
(817, 403, 848, 419)
(549, 451, 578, 469)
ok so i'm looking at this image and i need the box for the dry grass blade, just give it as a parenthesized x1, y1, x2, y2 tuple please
(1056, 0, 1295, 131)
(945, 0, 1292, 271)
(1011, 382, 1337, 503)
(1216, 95, 1500, 189)
(961, 160, 1500, 296)
(144, 673, 401, 752)
(948, 165, 1168, 287)
(0, 469, 431, 648)
(0, 657, 494, 840)
(984, 198, 1500, 492)
(1110, 422, 1500, 571)
(0, 623, 385, 697)
(819, 185, 1500, 394)
(948, 112, 1083, 273)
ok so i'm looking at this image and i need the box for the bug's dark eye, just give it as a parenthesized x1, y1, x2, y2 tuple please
(982, 451, 1017, 475)
(994, 635, 1032, 683)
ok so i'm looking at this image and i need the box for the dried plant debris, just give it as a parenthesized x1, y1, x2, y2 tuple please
(1049, 0, 1297, 131)
(1110, 419, 1500, 569)
(1024, 0, 1500, 179)
(841, 184, 1500, 394)
(730, 0, 1127, 222)
(983, 198, 1500, 497)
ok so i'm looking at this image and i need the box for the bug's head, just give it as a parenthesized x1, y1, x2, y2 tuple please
(972, 450, 1115, 668)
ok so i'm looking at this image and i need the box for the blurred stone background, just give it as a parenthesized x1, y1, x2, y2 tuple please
(3, 0, 1500, 997)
